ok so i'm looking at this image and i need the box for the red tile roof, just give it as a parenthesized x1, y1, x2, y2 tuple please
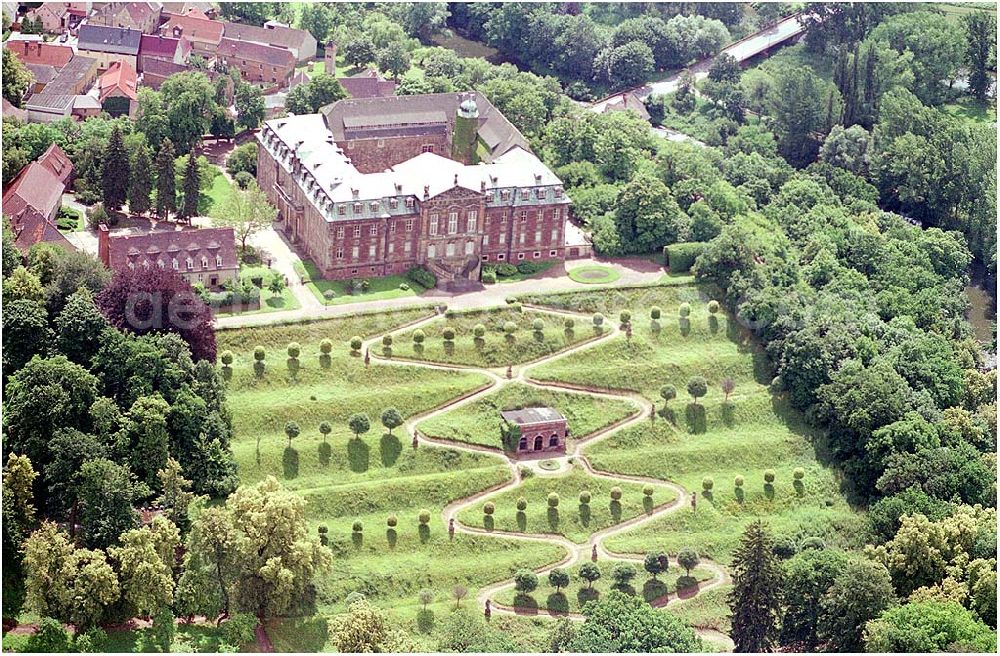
(218, 37, 295, 68)
(160, 11, 223, 45)
(339, 69, 397, 99)
(4, 40, 75, 67)
(1, 162, 65, 219)
(36, 143, 74, 186)
(105, 226, 239, 274)
(6, 206, 77, 254)
(140, 34, 189, 59)
(100, 60, 138, 101)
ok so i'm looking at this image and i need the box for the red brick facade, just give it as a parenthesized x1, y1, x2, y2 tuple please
(343, 133, 450, 175)
(502, 408, 569, 456)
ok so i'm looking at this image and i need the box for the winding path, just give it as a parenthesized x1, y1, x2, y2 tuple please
(361, 305, 734, 651)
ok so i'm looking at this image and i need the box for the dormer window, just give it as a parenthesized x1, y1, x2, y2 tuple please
(216, 255, 223, 267)
(172, 259, 179, 270)
(501, 190, 511, 201)
(405, 198, 415, 209)
(389, 198, 398, 209)
(370, 201, 379, 212)
(520, 189, 530, 201)
(186, 258, 193, 271)
(536, 188, 546, 200)
(338, 205, 346, 216)
(555, 186, 563, 199)
(353, 202, 362, 214)
(201, 257, 209, 269)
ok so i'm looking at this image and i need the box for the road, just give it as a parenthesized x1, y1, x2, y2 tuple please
(589, 13, 806, 113)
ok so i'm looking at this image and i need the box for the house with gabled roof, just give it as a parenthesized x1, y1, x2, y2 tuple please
(89, 2, 163, 33)
(221, 20, 316, 62)
(159, 9, 222, 57)
(5, 207, 77, 255)
(4, 40, 75, 68)
(77, 24, 143, 70)
(2, 162, 67, 221)
(99, 60, 138, 117)
(36, 143, 74, 186)
(338, 69, 397, 100)
(217, 37, 295, 86)
(98, 225, 239, 287)
(138, 33, 190, 71)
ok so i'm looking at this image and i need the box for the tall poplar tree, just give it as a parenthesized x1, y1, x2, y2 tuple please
(963, 11, 996, 103)
(179, 153, 201, 222)
(101, 126, 129, 212)
(728, 520, 783, 652)
(155, 138, 177, 219)
(128, 143, 153, 216)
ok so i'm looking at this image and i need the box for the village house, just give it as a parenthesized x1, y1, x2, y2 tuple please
(221, 20, 316, 62)
(217, 37, 295, 87)
(77, 24, 142, 70)
(89, 1, 163, 34)
(501, 407, 569, 456)
(24, 63, 58, 94)
(137, 33, 190, 71)
(5, 40, 75, 68)
(98, 60, 138, 117)
(2, 144, 74, 221)
(97, 225, 240, 288)
(256, 92, 572, 289)
(22, 2, 89, 34)
(5, 207, 77, 255)
(23, 55, 100, 122)
(159, 9, 222, 57)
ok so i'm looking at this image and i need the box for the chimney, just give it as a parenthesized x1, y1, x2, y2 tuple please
(97, 224, 110, 266)
(423, 185, 429, 199)
(480, 180, 486, 192)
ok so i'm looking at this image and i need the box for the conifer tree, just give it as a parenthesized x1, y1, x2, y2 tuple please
(179, 152, 201, 222)
(101, 126, 130, 211)
(128, 143, 153, 216)
(155, 138, 176, 219)
(728, 520, 783, 652)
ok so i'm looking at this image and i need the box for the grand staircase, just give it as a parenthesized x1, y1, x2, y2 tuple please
(427, 257, 484, 293)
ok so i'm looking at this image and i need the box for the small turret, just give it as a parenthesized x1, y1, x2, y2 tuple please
(452, 93, 480, 165)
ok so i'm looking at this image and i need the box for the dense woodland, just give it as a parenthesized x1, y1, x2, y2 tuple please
(1, 2, 997, 653)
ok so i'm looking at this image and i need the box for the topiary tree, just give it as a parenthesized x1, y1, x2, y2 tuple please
(319, 421, 332, 442)
(287, 342, 301, 359)
(619, 310, 631, 325)
(531, 318, 544, 332)
(643, 485, 655, 498)
(734, 475, 744, 488)
(677, 547, 700, 575)
(483, 502, 495, 515)
(382, 334, 393, 348)
(516, 497, 528, 511)
(644, 552, 669, 579)
(548, 568, 570, 592)
(317, 525, 329, 546)
(679, 302, 691, 317)
(702, 477, 714, 492)
(612, 562, 637, 587)
(412, 329, 425, 344)
(254, 346, 266, 361)
(284, 421, 300, 447)
(350, 336, 362, 352)
(593, 313, 604, 327)
(708, 300, 720, 314)
(579, 490, 591, 504)
(352, 521, 363, 533)
(503, 321, 517, 335)
(514, 569, 538, 593)
(547, 492, 560, 508)
(473, 324, 486, 338)
(380, 407, 403, 435)
(687, 376, 708, 404)
(659, 384, 676, 411)
(793, 467, 805, 481)
(418, 509, 431, 525)
(452, 584, 467, 608)
(610, 486, 623, 501)
(563, 317, 575, 329)
(418, 588, 433, 611)
(320, 338, 333, 354)
(721, 376, 736, 402)
(220, 350, 234, 366)
(764, 470, 776, 484)
(651, 306, 662, 320)
(387, 515, 397, 528)
(348, 413, 370, 439)
(578, 562, 601, 589)
(442, 327, 455, 341)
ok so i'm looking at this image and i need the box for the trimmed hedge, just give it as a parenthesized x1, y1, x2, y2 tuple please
(664, 241, 708, 273)
(406, 266, 436, 289)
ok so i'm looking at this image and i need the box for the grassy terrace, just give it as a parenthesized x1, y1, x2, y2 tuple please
(299, 259, 430, 306)
(493, 561, 716, 615)
(387, 306, 604, 367)
(456, 465, 675, 543)
(417, 382, 637, 449)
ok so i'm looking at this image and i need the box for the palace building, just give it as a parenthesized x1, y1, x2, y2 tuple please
(501, 407, 569, 456)
(256, 92, 573, 289)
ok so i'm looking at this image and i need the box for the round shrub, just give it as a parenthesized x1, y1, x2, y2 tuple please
(287, 342, 301, 358)
(418, 510, 431, 525)
(650, 306, 661, 320)
(399, 282, 410, 291)
(619, 310, 631, 324)
(679, 302, 691, 317)
(531, 318, 544, 331)
(800, 537, 826, 550)
(387, 515, 397, 528)
(547, 492, 560, 508)
(770, 375, 784, 392)
(473, 323, 486, 338)
(505, 296, 517, 304)
(352, 521, 363, 533)
(483, 502, 495, 515)
(708, 300, 720, 314)
(516, 497, 527, 511)
(563, 317, 575, 329)
(412, 329, 425, 344)
(593, 313, 604, 326)
(772, 536, 798, 559)
(702, 477, 714, 492)
(443, 327, 456, 341)
(382, 334, 393, 347)
(734, 475, 744, 488)
(503, 321, 517, 335)
(319, 420, 332, 436)
(610, 486, 622, 501)
(643, 485, 654, 497)
(319, 338, 333, 354)
(793, 467, 805, 480)
(323, 289, 335, 300)
(579, 490, 591, 504)
(220, 350, 234, 366)
(253, 346, 266, 362)
(764, 470, 776, 484)
(350, 336, 362, 351)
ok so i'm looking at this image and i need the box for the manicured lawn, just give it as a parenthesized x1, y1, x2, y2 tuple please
(457, 465, 675, 543)
(494, 561, 715, 615)
(204, 164, 234, 215)
(301, 259, 428, 305)
(567, 265, 620, 285)
(418, 382, 637, 449)
(388, 306, 604, 367)
(212, 265, 301, 317)
(486, 260, 561, 284)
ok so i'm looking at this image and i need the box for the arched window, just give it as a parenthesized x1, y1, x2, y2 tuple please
(533, 435, 543, 450)
(201, 257, 208, 269)
(518, 437, 527, 451)
(549, 435, 559, 447)
(216, 255, 223, 267)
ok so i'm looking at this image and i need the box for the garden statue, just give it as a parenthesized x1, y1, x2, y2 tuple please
(364, 348, 370, 367)
(412, 433, 419, 449)
(506, 364, 513, 379)
(591, 545, 598, 562)
(691, 494, 697, 511)
(484, 599, 491, 620)
(448, 518, 455, 540)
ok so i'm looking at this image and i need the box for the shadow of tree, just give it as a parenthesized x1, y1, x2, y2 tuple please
(254, 361, 265, 377)
(643, 497, 654, 514)
(221, 366, 232, 381)
(282, 446, 299, 479)
(642, 578, 669, 603)
(735, 487, 745, 503)
(659, 406, 676, 424)
(319, 354, 331, 369)
(318, 441, 331, 466)
(416, 609, 435, 634)
(578, 503, 591, 527)
(564, 328, 575, 341)
(380, 434, 402, 467)
(516, 511, 527, 532)
(473, 337, 485, 350)
(612, 583, 636, 596)
(413, 343, 424, 356)
(418, 524, 430, 543)
(679, 318, 691, 336)
(675, 576, 700, 599)
(577, 587, 599, 606)
(685, 403, 706, 434)
(347, 438, 370, 473)
(444, 341, 455, 356)
(721, 402, 735, 427)
(708, 315, 719, 334)
(764, 482, 775, 500)
(268, 616, 328, 652)
(484, 515, 495, 531)
(513, 593, 539, 613)
(609, 500, 622, 522)
(546, 592, 569, 615)
(386, 528, 397, 548)
(547, 507, 560, 531)
(286, 357, 300, 378)
(650, 319, 661, 334)
(532, 330, 545, 343)
(382, 346, 393, 358)
(351, 531, 363, 548)
(793, 480, 805, 496)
